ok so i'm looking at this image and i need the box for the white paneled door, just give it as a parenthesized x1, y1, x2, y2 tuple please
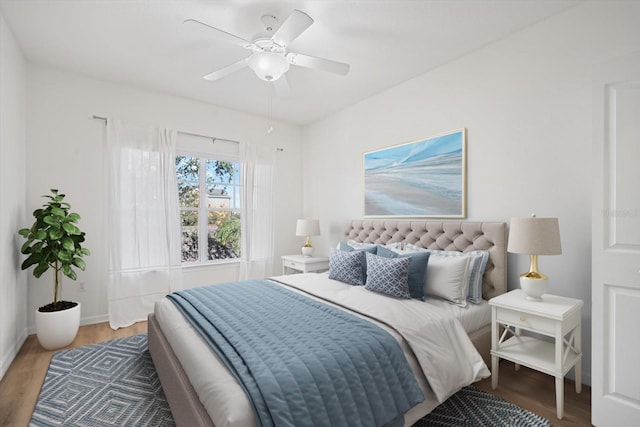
(592, 52, 640, 426)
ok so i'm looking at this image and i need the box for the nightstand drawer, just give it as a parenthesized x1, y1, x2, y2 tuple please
(283, 259, 301, 269)
(281, 255, 330, 275)
(497, 308, 555, 335)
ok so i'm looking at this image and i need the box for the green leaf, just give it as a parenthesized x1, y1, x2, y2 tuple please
(20, 240, 34, 254)
(43, 216, 59, 226)
(72, 258, 86, 270)
(80, 248, 91, 256)
(18, 228, 31, 237)
(58, 250, 72, 262)
(51, 207, 66, 217)
(61, 237, 75, 251)
(63, 268, 77, 281)
(33, 263, 49, 278)
(35, 230, 47, 240)
(66, 213, 80, 222)
(62, 222, 80, 235)
(21, 256, 40, 270)
(49, 228, 63, 240)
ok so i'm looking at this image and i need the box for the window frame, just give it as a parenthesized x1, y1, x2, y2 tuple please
(176, 149, 241, 266)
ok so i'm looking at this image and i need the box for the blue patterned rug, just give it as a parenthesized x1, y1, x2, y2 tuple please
(31, 334, 550, 427)
(30, 334, 173, 426)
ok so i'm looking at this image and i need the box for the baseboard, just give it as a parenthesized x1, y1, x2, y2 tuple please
(26, 313, 111, 335)
(79, 313, 110, 327)
(0, 327, 28, 381)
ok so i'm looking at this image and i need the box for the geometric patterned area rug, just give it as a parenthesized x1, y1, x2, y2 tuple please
(30, 334, 174, 426)
(415, 385, 551, 427)
(31, 334, 550, 427)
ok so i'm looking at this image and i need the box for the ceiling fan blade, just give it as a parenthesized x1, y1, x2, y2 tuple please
(287, 52, 350, 76)
(273, 75, 291, 97)
(184, 19, 253, 49)
(271, 10, 313, 47)
(203, 58, 249, 81)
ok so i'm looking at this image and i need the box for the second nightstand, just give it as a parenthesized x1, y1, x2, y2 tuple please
(489, 289, 583, 419)
(281, 254, 329, 275)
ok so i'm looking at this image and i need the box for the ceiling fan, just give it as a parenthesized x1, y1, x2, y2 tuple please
(184, 9, 350, 96)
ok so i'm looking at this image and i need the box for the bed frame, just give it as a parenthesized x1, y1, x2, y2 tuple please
(149, 220, 507, 427)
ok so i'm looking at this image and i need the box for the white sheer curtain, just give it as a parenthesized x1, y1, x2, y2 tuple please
(239, 141, 276, 279)
(106, 119, 182, 329)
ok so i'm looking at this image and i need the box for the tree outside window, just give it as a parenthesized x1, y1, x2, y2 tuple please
(176, 155, 240, 263)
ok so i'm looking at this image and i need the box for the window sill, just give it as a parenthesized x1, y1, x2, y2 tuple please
(182, 259, 240, 271)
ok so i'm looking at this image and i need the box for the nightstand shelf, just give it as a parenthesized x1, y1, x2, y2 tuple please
(493, 336, 580, 378)
(281, 254, 329, 275)
(490, 289, 583, 420)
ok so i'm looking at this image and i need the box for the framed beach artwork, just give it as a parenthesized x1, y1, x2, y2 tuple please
(363, 128, 466, 218)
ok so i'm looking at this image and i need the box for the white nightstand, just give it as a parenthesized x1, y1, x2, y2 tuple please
(281, 254, 329, 275)
(489, 289, 583, 419)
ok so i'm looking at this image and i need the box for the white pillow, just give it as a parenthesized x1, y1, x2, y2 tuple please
(405, 244, 489, 304)
(424, 255, 472, 307)
(341, 240, 403, 252)
(346, 239, 377, 249)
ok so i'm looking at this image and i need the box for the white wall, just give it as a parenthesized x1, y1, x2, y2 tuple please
(0, 11, 27, 380)
(301, 1, 640, 386)
(25, 66, 303, 328)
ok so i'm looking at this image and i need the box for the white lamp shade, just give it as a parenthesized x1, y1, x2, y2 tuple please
(507, 217, 562, 255)
(296, 219, 320, 237)
(247, 52, 290, 81)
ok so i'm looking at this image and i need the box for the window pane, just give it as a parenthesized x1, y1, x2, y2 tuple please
(206, 160, 235, 184)
(233, 186, 241, 209)
(178, 183, 200, 207)
(180, 211, 198, 262)
(176, 156, 199, 181)
(207, 211, 241, 260)
(206, 188, 231, 209)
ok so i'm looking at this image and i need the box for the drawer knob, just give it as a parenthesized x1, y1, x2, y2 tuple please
(519, 316, 526, 322)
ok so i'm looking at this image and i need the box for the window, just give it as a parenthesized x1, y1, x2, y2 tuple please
(176, 155, 241, 264)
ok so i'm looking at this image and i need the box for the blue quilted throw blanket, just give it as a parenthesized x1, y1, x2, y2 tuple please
(168, 280, 424, 427)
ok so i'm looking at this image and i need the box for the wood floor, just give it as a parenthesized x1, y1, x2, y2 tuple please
(0, 321, 591, 427)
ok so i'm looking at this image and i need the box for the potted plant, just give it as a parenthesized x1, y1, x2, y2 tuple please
(19, 189, 90, 350)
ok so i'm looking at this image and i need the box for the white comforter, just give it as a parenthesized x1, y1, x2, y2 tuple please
(155, 273, 490, 427)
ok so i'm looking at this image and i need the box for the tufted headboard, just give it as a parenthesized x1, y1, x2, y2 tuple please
(343, 220, 507, 300)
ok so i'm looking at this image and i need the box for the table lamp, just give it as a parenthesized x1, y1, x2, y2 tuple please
(507, 215, 562, 300)
(296, 219, 320, 257)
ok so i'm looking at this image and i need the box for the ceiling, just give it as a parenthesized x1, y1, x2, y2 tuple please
(0, 0, 581, 125)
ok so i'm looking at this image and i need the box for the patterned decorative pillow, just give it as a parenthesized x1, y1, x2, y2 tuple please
(338, 242, 377, 282)
(376, 246, 429, 300)
(404, 244, 489, 304)
(364, 253, 411, 299)
(328, 248, 365, 286)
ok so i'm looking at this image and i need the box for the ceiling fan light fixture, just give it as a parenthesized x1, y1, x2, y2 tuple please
(248, 52, 290, 81)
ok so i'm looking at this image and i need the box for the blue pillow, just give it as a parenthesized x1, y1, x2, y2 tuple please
(376, 246, 429, 301)
(328, 248, 366, 286)
(364, 253, 411, 299)
(338, 242, 377, 283)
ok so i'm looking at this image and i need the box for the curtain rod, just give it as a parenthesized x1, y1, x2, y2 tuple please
(92, 115, 284, 151)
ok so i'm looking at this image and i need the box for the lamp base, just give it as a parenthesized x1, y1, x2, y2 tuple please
(301, 246, 313, 257)
(520, 277, 548, 301)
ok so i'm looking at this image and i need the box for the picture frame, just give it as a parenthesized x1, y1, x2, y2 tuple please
(363, 128, 466, 218)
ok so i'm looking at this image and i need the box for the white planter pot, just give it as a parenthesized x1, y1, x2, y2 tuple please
(35, 302, 81, 350)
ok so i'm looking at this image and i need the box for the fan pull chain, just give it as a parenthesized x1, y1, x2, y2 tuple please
(267, 91, 274, 135)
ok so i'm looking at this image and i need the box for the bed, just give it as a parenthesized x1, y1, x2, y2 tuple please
(148, 219, 507, 427)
